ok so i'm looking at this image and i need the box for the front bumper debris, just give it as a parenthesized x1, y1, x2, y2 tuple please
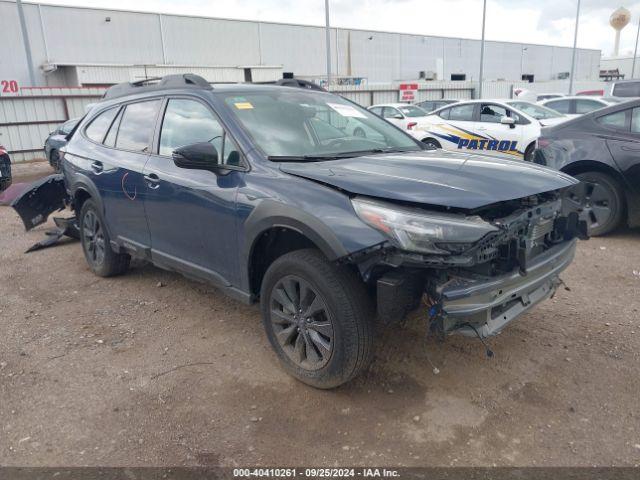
(436, 239, 577, 338)
(11, 174, 68, 230)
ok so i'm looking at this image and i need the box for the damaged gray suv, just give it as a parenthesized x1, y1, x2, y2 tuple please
(28, 75, 587, 388)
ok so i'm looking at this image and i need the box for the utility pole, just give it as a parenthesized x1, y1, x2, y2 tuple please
(478, 0, 487, 98)
(16, 0, 37, 86)
(632, 16, 640, 78)
(568, 0, 581, 95)
(324, 0, 332, 90)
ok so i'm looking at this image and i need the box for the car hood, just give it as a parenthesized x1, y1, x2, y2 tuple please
(278, 150, 578, 210)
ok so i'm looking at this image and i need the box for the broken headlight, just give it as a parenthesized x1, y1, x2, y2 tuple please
(352, 197, 499, 255)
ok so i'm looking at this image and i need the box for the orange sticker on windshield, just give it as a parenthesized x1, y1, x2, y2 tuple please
(235, 102, 254, 110)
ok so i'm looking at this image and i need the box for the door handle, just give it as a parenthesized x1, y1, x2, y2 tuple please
(144, 173, 160, 189)
(90, 161, 103, 173)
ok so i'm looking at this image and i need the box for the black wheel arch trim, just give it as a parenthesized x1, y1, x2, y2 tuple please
(240, 200, 351, 295)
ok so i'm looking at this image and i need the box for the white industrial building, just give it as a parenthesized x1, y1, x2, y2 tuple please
(1, 0, 601, 87)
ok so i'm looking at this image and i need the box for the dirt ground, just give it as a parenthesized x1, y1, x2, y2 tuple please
(1, 163, 639, 467)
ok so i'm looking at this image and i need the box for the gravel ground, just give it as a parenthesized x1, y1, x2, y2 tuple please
(1, 164, 639, 467)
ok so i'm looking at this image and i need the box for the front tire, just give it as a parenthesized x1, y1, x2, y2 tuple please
(570, 172, 625, 236)
(79, 199, 130, 277)
(260, 249, 374, 389)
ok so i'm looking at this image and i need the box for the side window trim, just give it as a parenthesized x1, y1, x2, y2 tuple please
(153, 95, 249, 171)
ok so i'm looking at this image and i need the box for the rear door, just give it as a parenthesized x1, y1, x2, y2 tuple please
(424, 102, 477, 152)
(597, 107, 640, 197)
(81, 100, 161, 250)
(143, 96, 244, 285)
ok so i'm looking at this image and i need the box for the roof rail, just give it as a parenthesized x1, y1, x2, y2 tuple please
(274, 78, 326, 92)
(254, 78, 326, 92)
(103, 74, 212, 100)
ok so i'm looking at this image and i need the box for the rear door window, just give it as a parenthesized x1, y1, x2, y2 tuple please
(576, 99, 604, 114)
(115, 100, 161, 152)
(448, 103, 475, 121)
(597, 110, 629, 130)
(545, 99, 571, 114)
(85, 107, 119, 143)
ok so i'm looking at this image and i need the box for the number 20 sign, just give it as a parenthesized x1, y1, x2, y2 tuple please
(0, 80, 19, 95)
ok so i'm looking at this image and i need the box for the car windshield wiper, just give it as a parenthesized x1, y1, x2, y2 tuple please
(268, 148, 418, 162)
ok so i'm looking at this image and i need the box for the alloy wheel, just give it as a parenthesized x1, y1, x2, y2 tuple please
(82, 210, 106, 267)
(567, 180, 614, 232)
(269, 275, 334, 371)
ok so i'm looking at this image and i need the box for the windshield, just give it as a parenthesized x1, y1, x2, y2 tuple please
(220, 90, 421, 160)
(507, 101, 563, 120)
(398, 105, 427, 117)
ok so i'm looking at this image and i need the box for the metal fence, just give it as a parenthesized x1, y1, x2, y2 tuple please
(0, 87, 104, 162)
(0, 80, 609, 163)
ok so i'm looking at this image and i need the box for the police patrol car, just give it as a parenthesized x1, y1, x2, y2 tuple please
(417, 99, 570, 161)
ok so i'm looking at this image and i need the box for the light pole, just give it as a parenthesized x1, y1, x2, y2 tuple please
(568, 0, 581, 95)
(632, 16, 640, 78)
(520, 46, 528, 80)
(478, 0, 487, 98)
(16, 0, 36, 86)
(324, 0, 332, 90)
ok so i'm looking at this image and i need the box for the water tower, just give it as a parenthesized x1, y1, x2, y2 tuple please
(610, 7, 631, 56)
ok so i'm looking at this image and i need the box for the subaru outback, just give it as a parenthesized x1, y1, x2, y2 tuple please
(41, 74, 585, 388)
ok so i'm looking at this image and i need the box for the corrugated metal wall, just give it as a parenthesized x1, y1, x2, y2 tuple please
(0, 88, 103, 162)
(0, 0, 601, 87)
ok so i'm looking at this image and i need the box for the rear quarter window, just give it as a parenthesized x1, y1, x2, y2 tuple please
(84, 108, 119, 143)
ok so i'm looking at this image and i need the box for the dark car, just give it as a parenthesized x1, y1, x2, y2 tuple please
(0, 144, 11, 192)
(29, 74, 585, 388)
(535, 100, 640, 236)
(45, 118, 79, 171)
(415, 99, 459, 113)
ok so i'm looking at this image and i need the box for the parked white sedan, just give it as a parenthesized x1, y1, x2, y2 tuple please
(368, 103, 430, 140)
(538, 96, 625, 116)
(417, 99, 570, 161)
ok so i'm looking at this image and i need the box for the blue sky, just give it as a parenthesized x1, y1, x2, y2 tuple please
(36, 0, 640, 55)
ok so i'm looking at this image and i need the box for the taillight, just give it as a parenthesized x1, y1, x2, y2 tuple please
(407, 122, 418, 130)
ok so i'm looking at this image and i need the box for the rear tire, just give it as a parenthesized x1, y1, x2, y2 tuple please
(79, 199, 130, 277)
(572, 171, 624, 236)
(524, 143, 535, 162)
(260, 249, 374, 389)
(422, 138, 441, 149)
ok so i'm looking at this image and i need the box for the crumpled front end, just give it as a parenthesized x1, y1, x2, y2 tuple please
(433, 239, 575, 338)
(353, 190, 587, 338)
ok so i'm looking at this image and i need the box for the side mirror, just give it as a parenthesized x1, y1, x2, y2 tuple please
(393, 114, 404, 120)
(173, 142, 219, 171)
(500, 116, 516, 128)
